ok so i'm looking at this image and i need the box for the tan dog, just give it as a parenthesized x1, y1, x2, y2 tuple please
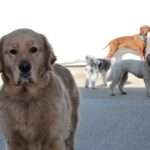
(105, 25, 150, 59)
(0, 29, 79, 150)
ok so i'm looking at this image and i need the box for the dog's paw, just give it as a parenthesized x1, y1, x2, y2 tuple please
(104, 84, 107, 87)
(110, 93, 115, 96)
(92, 87, 96, 89)
(85, 84, 89, 88)
(101, 83, 107, 87)
(146, 92, 150, 97)
(121, 91, 127, 95)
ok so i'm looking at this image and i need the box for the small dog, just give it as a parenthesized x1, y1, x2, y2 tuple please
(85, 56, 111, 88)
(107, 59, 144, 96)
(104, 25, 150, 59)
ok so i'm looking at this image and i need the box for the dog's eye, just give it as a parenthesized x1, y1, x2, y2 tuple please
(9, 49, 18, 55)
(29, 47, 38, 54)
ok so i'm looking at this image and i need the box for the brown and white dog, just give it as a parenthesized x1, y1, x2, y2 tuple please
(104, 25, 150, 59)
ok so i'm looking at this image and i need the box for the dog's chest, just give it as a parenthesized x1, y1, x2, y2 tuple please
(6, 100, 52, 140)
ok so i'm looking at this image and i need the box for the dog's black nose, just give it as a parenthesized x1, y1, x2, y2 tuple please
(19, 60, 31, 73)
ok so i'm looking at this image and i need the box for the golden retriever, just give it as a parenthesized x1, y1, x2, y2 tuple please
(0, 29, 79, 150)
(105, 25, 150, 59)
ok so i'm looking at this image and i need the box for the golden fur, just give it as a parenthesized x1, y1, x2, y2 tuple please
(0, 29, 79, 150)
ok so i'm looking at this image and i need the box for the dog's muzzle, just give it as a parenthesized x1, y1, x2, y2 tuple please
(18, 60, 32, 84)
(146, 54, 150, 66)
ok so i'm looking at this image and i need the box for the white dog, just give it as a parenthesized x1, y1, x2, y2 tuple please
(85, 56, 111, 88)
(107, 59, 144, 96)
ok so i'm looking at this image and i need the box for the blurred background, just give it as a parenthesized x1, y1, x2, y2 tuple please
(0, 0, 149, 63)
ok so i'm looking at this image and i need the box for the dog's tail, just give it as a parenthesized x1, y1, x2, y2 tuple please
(103, 41, 112, 49)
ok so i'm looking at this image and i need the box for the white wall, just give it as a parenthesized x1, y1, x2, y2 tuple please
(0, 0, 149, 63)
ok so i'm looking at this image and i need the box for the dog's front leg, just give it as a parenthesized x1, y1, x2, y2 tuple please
(90, 70, 98, 89)
(7, 137, 27, 150)
(85, 78, 89, 88)
(144, 78, 150, 97)
(109, 79, 119, 96)
(85, 66, 91, 88)
(144, 63, 150, 97)
(118, 72, 128, 95)
(44, 139, 66, 150)
(101, 71, 107, 86)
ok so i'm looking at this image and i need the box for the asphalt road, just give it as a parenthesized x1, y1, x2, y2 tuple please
(1, 87, 150, 150)
(76, 87, 150, 150)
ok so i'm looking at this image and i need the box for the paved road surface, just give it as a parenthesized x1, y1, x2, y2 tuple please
(1, 87, 150, 150)
(76, 87, 150, 150)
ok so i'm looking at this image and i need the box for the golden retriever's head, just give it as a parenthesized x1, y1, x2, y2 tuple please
(0, 29, 56, 86)
(140, 25, 150, 36)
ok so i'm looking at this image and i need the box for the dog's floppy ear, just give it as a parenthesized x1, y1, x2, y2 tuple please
(41, 34, 57, 70)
